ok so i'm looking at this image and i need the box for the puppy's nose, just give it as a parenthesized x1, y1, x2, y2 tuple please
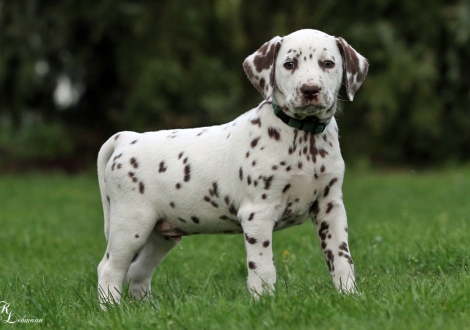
(300, 84, 321, 100)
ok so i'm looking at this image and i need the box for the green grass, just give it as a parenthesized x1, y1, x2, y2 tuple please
(0, 167, 469, 329)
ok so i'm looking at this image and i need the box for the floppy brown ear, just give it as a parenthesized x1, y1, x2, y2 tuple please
(336, 37, 369, 101)
(243, 36, 282, 100)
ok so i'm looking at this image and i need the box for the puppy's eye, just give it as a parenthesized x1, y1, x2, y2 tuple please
(322, 60, 335, 69)
(284, 62, 296, 70)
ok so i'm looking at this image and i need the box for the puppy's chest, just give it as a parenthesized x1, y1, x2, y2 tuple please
(242, 125, 339, 216)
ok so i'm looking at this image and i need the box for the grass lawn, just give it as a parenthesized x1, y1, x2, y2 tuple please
(0, 167, 469, 329)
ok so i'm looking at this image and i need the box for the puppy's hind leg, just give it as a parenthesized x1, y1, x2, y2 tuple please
(124, 231, 177, 300)
(97, 206, 158, 305)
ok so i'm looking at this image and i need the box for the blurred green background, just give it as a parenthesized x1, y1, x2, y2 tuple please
(1, 0, 469, 172)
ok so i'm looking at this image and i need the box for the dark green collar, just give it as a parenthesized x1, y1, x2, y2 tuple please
(272, 103, 329, 134)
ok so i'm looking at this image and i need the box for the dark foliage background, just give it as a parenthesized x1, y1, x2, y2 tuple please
(1, 0, 469, 171)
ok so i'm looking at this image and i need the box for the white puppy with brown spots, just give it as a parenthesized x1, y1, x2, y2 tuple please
(97, 29, 368, 304)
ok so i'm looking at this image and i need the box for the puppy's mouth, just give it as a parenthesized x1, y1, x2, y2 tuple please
(294, 104, 326, 116)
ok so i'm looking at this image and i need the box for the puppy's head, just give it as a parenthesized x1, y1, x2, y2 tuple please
(243, 29, 368, 120)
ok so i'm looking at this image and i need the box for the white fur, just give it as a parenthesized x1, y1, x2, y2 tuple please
(97, 29, 368, 304)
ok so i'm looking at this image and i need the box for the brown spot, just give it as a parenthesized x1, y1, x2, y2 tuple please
(209, 181, 219, 197)
(211, 201, 219, 208)
(106, 252, 110, 259)
(131, 140, 138, 144)
(176, 183, 182, 189)
(127, 170, 135, 179)
(191, 216, 200, 224)
(298, 162, 303, 169)
(251, 118, 262, 127)
(319, 149, 328, 158)
(159, 161, 167, 173)
(113, 153, 122, 161)
(344, 254, 354, 264)
(130, 157, 139, 168)
(247, 176, 252, 185)
(170, 202, 175, 208)
(282, 184, 291, 193)
(259, 78, 265, 90)
(184, 164, 191, 182)
(178, 152, 183, 159)
(324, 177, 339, 197)
(262, 194, 268, 199)
(114, 134, 120, 140)
(139, 182, 145, 194)
(248, 261, 256, 269)
(262, 175, 274, 190)
(272, 165, 278, 170)
(106, 195, 110, 203)
(285, 166, 291, 172)
(135, 234, 140, 238)
(339, 242, 349, 253)
(253, 42, 278, 73)
(268, 127, 281, 141)
(248, 212, 255, 221)
(326, 202, 334, 214)
(178, 217, 187, 222)
(252, 161, 256, 167)
(183, 157, 188, 164)
(251, 137, 261, 148)
(324, 249, 335, 272)
(229, 203, 238, 215)
(111, 163, 116, 171)
(245, 234, 257, 245)
(319, 221, 329, 241)
(263, 240, 270, 248)
(246, 151, 250, 158)
(239, 167, 244, 180)
(117, 163, 122, 169)
(320, 165, 325, 173)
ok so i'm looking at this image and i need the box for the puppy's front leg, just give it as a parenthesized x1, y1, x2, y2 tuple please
(311, 187, 356, 293)
(241, 211, 276, 297)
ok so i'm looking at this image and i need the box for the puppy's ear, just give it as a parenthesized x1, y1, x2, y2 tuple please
(336, 37, 369, 101)
(243, 36, 282, 100)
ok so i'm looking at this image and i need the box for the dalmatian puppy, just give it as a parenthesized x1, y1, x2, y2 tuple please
(97, 29, 368, 304)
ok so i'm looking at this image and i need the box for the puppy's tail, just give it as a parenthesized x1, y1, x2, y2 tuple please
(97, 132, 122, 241)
